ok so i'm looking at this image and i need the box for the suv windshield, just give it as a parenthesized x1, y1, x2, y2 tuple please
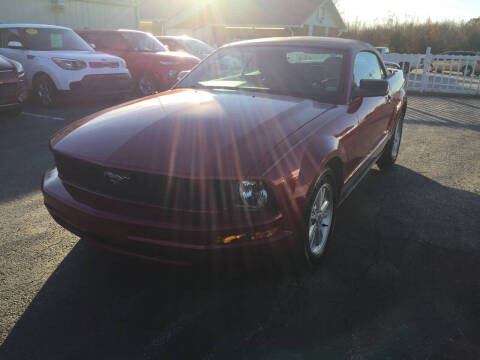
(122, 32, 166, 52)
(181, 39, 214, 54)
(176, 45, 345, 102)
(16, 27, 92, 51)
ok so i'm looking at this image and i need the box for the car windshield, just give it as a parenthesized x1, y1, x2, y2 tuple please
(16, 27, 92, 51)
(122, 32, 166, 52)
(176, 45, 345, 102)
(181, 39, 214, 54)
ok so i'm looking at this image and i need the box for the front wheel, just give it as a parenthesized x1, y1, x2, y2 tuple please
(34, 75, 58, 107)
(377, 112, 404, 169)
(137, 72, 159, 97)
(294, 167, 338, 269)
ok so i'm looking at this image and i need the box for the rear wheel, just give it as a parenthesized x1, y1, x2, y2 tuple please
(377, 111, 404, 169)
(293, 167, 337, 270)
(34, 74, 58, 107)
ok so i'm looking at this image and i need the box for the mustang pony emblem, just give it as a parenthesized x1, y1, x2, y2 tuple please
(104, 171, 130, 185)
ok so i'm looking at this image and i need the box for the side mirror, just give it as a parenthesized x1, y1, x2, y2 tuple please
(177, 70, 190, 81)
(8, 41, 23, 49)
(352, 79, 389, 98)
(89, 43, 96, 49)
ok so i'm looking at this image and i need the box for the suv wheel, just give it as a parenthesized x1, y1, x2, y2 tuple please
(34, 75, 57, 107)
(137, 72, 159, 96)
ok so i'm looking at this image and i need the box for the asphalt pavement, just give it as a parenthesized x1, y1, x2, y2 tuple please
(0, 95, 479, 359)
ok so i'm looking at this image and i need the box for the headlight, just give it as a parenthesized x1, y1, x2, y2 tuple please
(238, 181, 269, 209)
(10, 59, 24, 75)
(52, 58, 87, 70)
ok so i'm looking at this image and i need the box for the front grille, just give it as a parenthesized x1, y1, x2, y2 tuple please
(0, 83, 17, 98)
(89, 61, 120, 68)
(54, 153, 238, 210)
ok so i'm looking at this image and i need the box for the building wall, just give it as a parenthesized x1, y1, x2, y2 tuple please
(0, 0, 138, 30)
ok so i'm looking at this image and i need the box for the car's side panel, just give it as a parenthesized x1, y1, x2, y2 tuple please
(262, 105, 359, 227)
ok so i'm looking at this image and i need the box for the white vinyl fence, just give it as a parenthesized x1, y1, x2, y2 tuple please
(382, 47, 480, 95)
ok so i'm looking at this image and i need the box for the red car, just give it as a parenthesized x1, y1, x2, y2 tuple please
(76, 29, 200, 96)
(0, 54, 28, 116)
(42, 37, 407, 268)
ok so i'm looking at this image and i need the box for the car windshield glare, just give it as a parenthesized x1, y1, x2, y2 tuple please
(17, 28, 92, 51)
(182, 39, 214, 54)
(122, 32, 166, 52)
(176, 45, 345, 102)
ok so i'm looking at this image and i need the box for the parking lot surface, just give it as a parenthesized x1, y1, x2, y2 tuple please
(0, 95, 479, 359)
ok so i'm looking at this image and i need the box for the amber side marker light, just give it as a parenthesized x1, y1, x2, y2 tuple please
(216, 227, 279, 245)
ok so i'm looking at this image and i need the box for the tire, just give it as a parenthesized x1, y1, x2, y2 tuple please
(377, 111, 404, 170)
(33, 74, 58, 107)
(293, 167, 338, 270)
(137, 72, 160, 97)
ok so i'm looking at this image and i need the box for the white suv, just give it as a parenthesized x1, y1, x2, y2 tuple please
(0, 24, 132, 106)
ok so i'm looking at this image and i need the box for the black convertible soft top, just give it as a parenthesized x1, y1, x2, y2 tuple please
(223, 36, 376, 54)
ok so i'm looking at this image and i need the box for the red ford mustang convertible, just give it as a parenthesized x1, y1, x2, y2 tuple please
(42, 37, 407, 268)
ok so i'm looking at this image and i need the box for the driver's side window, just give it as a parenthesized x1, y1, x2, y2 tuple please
(353, 52, 385, 87)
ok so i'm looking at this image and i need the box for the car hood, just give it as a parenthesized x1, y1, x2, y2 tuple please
(32, 50, 124, 63)
(0, 55, 14, 70)
(51, 89, 333, 178)
(141, 51, 199, 63)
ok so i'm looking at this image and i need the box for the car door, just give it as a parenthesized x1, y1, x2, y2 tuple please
(352, 51, 393, 162)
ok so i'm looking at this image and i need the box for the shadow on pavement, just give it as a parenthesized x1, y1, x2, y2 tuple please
(1, 165, 479, 359)
(0, 97, 129, 204)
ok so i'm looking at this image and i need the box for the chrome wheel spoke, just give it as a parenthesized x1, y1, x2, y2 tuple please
(308, 183, 334, 256)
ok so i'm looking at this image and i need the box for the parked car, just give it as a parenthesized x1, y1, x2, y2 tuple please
(429, 51, 480, 75)
(0, 54, 28, 116)
(156, 35, 214, 60)
(375, 46, 390, 54)
(77, 30, 200, 96)
(42, 37, 407, 268)
(0, 24, 132, 107)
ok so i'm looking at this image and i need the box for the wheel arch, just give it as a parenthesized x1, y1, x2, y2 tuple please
(32, 71, 56, 88)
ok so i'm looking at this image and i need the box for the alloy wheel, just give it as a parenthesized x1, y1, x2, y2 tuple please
(308, 183, 334, 256)
(392, 117, 403, 159)
(38, 81, 54, 106)
(138, 75, 157, 96)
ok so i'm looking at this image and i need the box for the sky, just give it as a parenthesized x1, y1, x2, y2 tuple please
(336, 0, 480, 24)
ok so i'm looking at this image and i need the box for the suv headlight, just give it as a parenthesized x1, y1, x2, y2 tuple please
(52, 58, 87, 70)
(10, 59, 24, 75)
(238, 181, 269, 209)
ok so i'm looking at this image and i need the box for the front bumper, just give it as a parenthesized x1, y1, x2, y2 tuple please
(42, 168, 294, 266)
(0, 78, 28, 107)
(68, 73, 133, 96)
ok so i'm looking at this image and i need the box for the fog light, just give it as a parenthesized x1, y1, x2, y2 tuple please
(216, 227, 279, 245)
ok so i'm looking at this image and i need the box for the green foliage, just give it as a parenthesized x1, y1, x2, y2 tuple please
(345, 17, 480, 53)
